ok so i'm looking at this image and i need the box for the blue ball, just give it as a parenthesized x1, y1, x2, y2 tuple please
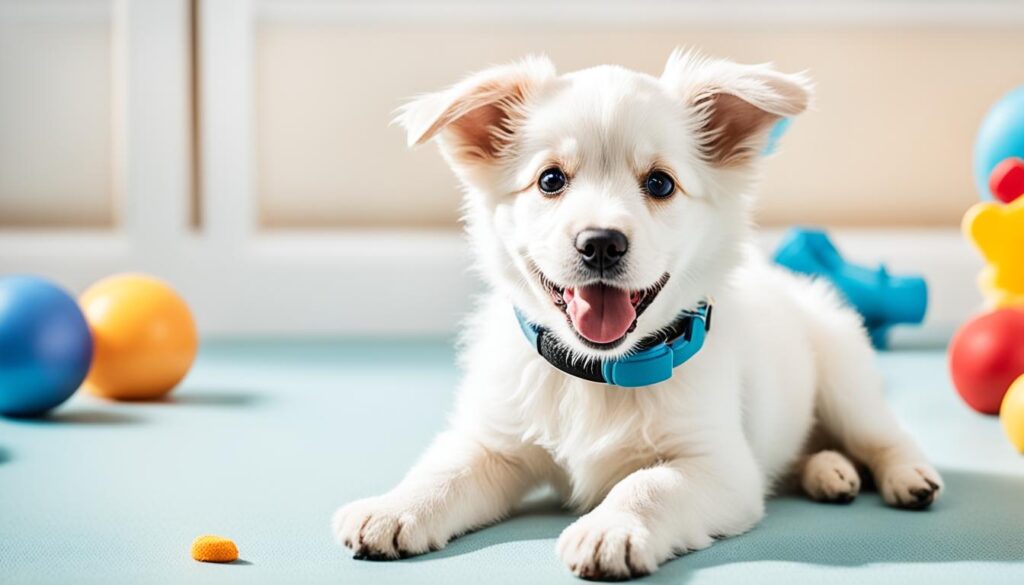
(973, 85, 1024, 201)
(0, 275, 93, 417)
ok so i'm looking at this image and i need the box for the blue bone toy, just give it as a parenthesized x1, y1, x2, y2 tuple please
(772, 228, 928, 349)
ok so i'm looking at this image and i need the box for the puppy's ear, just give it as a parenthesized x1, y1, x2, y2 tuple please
(661, 49, 813, 167)
(395, 56, 556, 165)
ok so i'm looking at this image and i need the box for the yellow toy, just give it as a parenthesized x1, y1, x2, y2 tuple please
(963, 196, 1024, 308)
(79, 274, 198, 401)
(1000, 375, 1024, 452)
(191, 535, 239, 563)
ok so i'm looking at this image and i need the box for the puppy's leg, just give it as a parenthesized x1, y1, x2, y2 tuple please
(811, 311, 943, 509)
(557, 445, 764, 580)
(333, 430, 550, 559)
(799, 449, 861, 504)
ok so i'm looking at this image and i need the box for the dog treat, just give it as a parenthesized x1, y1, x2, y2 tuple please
(191, 535, 239, 563)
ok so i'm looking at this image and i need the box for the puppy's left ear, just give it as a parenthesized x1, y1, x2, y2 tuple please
(395, 56, 556, 166)
(661, 49, 813, 167)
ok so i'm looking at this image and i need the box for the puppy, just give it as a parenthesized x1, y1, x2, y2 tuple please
(333, 50, 942, 580)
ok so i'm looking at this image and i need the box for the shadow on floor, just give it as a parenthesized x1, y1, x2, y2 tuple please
(6, 409, 144, 425)
(162, 390, 265, 408)
(403, 469, 1024, 580)
(646, 469, 1024, 583)
(0, 445, 11, 464)
(405, 498, 574, 562)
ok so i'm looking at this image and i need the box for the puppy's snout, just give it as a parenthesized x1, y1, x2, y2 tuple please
(575, 229, 628, 272)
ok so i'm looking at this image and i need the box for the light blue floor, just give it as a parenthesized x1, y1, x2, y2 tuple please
(2, 340, 1023, 584)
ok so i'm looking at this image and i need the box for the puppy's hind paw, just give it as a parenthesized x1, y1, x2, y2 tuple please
(801, 450, 861, 504)
(879, 464, 943, 510)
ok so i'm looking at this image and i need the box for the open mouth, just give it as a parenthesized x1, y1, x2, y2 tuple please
(540, 272, 670, 350)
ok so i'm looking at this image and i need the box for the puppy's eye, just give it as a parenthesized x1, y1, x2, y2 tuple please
(538, 167, 567, 196)
(644, 171, 675, 199)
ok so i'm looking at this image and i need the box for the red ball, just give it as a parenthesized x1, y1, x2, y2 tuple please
(949, 308, 1024, 414)
(989, 157, 1024, 204)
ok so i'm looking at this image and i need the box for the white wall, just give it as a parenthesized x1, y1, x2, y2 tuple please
(253, 2, 1024, 229)
(0, 0, 1013, 341)
(0, 1, 113, 227)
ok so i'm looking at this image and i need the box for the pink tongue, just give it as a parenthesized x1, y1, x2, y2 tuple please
(564, 284, 636, 344)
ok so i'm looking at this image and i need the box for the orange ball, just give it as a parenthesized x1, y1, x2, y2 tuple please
(79, 274, 197, 400)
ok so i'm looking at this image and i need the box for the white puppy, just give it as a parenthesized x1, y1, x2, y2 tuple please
(333, 50, 942, 580)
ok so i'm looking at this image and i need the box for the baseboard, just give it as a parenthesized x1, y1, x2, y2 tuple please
(0, 227, 981, 345)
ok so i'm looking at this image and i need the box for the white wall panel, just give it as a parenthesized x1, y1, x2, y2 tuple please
(0, 1, 113, 227)
(254, 17, 1024, 229)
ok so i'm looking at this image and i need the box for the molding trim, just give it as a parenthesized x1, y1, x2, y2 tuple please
(255, 0, 1024, 28)
(0, 228, 984, 345)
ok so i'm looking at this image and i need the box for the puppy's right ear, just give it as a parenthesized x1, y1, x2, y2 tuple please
(395, 56, 556, 166)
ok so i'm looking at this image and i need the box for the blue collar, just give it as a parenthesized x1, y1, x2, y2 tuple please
(514, 301, 713, 388)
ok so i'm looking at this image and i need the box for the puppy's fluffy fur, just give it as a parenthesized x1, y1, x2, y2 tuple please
(333, 50, 942, 580)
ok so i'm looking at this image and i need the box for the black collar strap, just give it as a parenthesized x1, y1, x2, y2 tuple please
(514, 300, 713, 388)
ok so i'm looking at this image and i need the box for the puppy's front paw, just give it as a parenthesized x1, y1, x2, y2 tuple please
(556, 511, 670, 581)
(332, 496, 444, 560)
(879, 464, 943, 510)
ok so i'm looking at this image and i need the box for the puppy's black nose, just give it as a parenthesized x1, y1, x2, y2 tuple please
(575, 229, 628, 272)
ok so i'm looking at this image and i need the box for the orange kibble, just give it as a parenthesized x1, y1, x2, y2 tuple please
(191, 535, 239, 563)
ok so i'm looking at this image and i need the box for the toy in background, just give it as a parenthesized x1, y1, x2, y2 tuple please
(0, 276, 93, 417)
(988, 157, 1024, 204)
(948, 85, 1024, 451)
(949, 309, 1024, 414)
(1000, 377, 1024, 452)
(963, 172, 1024, 309)
(773, 228, 928, 349)
(968, 86, 1024, 308)
(80, 274, 197, 401)
(762, 117, 792, 156)
(973, 85, 1024, 202)
(764, 121, 932, 344)
(0, 273, 197, 417)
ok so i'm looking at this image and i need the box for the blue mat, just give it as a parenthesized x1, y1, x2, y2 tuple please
(2, 341, 1023, 584)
